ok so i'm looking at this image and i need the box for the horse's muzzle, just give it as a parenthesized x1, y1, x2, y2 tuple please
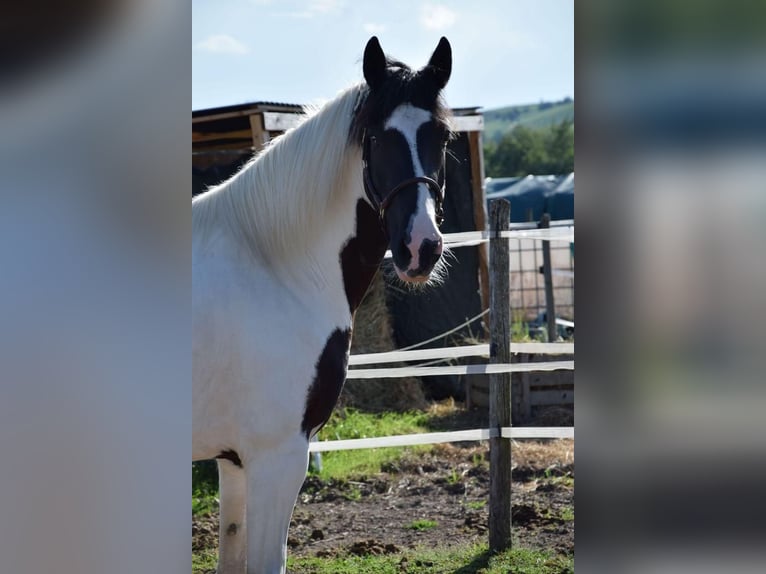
(395, 236, 443, 282)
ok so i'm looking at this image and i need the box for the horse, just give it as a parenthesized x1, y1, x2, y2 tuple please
(192, 36, 452, 573)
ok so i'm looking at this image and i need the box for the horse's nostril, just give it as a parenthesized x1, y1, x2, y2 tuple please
(432, 246, 442, 263)
(418, 238, 442, 273)
(433, 239, 443, 259)
(427, 246, 442, 268)
(396, 239, 411, 268)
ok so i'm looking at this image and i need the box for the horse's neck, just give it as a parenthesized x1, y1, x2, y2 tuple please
(272, 187, 388, 320)
(201, 83, 388, 317)
(260, 153, 388, 324)
(197, 86, 369, 264)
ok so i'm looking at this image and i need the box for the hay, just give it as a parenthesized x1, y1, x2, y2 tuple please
(340, 272, 428, 412)
(511, 439, 574, 470)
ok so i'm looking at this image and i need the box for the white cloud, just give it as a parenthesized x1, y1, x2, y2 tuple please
(195, 34, 249, 55)
(420, 3, 457, 30)
(287, 0, 344, 18)
(363, 22, 386, 35)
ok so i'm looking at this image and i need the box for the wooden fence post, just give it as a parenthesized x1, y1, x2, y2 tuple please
(540, 213, 557, 343)
(489, 199, 512, 552)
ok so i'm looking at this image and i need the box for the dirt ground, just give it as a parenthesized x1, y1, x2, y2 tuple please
(193, 439, 574, 567)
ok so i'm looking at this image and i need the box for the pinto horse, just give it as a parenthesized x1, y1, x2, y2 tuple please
(192, 37, 452, 573)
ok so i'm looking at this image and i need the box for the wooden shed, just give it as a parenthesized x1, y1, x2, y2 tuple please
(193, 101, 489, 402)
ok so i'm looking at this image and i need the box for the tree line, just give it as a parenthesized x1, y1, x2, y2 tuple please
(484, 119, 574, 178)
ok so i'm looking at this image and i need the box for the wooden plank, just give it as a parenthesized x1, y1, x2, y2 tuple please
(539, 214, 558, 342)
(521, 358, 532, 422)
(468, 129, 490, 316)
(470, 386, 489, 402)
(249, 114, 271, 151)
(191, 148, 253, 157)
(192, 104, 301, 125)
(529, 380, 574, 390)
(191, 148, 253, 171)
(531, 389, 574, 406)
(488, 199, 512, 552)
(263, 111, 304, 131)
(452, 115, 484, 132)
(192, 141, 253, 153)
(465, 376, 473, 409)
(192, 108, 262, 124)
(192, 129, 254, 144)
(194, 109, 482, 128)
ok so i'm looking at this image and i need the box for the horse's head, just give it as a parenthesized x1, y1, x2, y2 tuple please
(356, 36, 452, 284)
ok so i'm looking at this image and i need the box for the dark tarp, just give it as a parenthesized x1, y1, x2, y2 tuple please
(545, 173, 574, 221)
(485, 173, 574, 223)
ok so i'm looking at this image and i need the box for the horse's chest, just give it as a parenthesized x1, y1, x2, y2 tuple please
(301, 327, 352, 438)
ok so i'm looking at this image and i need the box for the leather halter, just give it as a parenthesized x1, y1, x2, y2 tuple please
(362, 131, 445, 226)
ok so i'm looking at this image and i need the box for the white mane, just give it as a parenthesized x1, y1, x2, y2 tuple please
(192, 84, 366, 262)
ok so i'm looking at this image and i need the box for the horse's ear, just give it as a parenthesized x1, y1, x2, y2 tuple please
(363, 36, 387, 91)
(424, 36, 452, 89)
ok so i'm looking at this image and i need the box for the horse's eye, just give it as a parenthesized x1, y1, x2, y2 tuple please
(369, 135, 378, 147)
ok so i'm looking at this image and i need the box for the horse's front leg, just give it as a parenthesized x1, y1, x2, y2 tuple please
(244, 433, 309, 574)
(217, 459, 247, 573)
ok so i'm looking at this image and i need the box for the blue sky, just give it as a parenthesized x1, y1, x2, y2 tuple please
(192, 0, 573, 112)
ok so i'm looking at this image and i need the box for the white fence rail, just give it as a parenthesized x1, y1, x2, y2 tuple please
(309, 426, 573, 452)
(384, 227, 574, 258)
(346, 361, 574, 380)
(348, 342, 575, 366)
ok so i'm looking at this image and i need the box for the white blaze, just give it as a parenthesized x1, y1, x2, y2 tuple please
(384, 103, 442, 271)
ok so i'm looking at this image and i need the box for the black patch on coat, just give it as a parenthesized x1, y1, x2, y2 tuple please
(216, 449, 242, 468)
(301, 328, 352, 439)
(340, 199, 388, 313)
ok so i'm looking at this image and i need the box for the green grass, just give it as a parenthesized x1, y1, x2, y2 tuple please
(557, 506, 575, 522)
(192, 489, 217, 516)
(546, 474, 575, 489)
(311, 409, 432, 480)
(407, 519, 438, 531)
(194, 544, 573, 574)
(192, 409, 435, 516)
(192, 549, 216, 573)
(286, 543, 573, 574)
(511, 311, 548, 343)
(465, 500, 486, 510)
(484, 100, 574, 142)
(192, 461, 219, 517)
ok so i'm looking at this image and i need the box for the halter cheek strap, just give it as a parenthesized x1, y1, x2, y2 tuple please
(362, 132, 445, 227)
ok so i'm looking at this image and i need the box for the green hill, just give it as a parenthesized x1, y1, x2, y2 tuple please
(483, 99, 573, 142)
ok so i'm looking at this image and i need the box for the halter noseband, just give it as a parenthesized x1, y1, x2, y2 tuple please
(362, 131, 445, 227)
